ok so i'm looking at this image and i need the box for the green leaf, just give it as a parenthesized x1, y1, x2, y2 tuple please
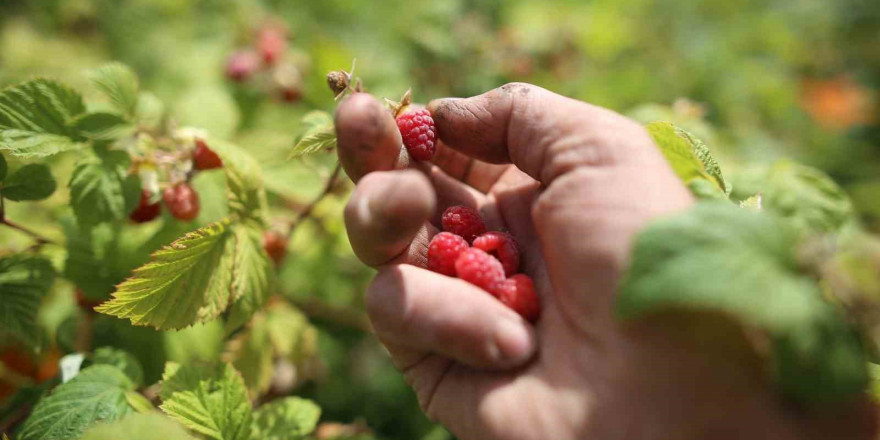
(0, 153, 6, 181)
(96, 220, 237, 330)
(0, 79, 86, 158)
(0, 254, 55, 349)
(89, 63, 140, 118)
(2, 163, 57, 201)
(250, 397, 321, 440)
(225, 222, 274, 332)
(81, 412, 196, 440)
(730, 159, 854, 234)
(73, 112, 135, 142)
(69, 150, 141, 227)
(124, 391, 155, 414)
(289, 111, 336, 159)
(90, 346, 145, 386)
(646, 122, 729, 198)
(159, 362, 252, 440)
(63, 221, 131, 300)
(18, 365, 136, 440)
(229, 314, 274, 398)
(617, 202, 868, 403)
(0, 129, 81, 158)
(208, 139, 267, 222)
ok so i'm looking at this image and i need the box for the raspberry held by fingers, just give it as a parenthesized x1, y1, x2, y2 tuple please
(493, 274, 540, 322)
(473, 231, 520, 276)
(455, 248, 505, 292)
(442, 205, 486, 243)
(427, 232, 470, 276)
(396, 108, 437, 161)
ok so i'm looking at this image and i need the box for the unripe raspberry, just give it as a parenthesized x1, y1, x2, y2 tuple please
(473, 231, 520, 276)
(427, 232, 469, 276)
(130, 190, 161, 223)
(163, 183, 200, 221)
(263, 231, 287, 264)
(225, 50, 260, 82)
(396, 109, 437, 161)
(256, 27, 287, 65)
(192, 139, 223, 170)
(492, 274, 540, 322)
(441, 205, 486, 243)
(455, 248, 505, 292)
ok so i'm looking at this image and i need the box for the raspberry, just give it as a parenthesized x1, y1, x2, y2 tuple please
(163, 183, 200, 221)
(279, 86, 302, 103)
(473, 231, 520, 276)
(492, 274, 540, 322)
(455, 248, 505, 292)
(396, 109, 437, 161)
(427, 232, 469, 276)
(130, 190, 161, 223)
(193, 139, 223, 170)
(263, 231, 287, 264)
(441, 205, 486, 243)
(256, 27, 287, 65)
(225, 50, 260, 82)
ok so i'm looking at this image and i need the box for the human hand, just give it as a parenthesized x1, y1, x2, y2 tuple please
(334, 83, 873, 440)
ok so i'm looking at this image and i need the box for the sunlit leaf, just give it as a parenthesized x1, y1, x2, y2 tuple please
(81, 413, 196, 440)
(89, 63, 140, 118)
(289, 111, 336, 159)
(646, 122, 729, 198)
(69, 150, 141, 227)
(250, 397, 321, 440)
(0, 79, 86, 157)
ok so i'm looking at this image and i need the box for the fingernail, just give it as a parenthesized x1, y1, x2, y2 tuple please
(493, 317, 536, 363)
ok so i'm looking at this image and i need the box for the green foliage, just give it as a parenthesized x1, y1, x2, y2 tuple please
(250, 397, 321, 440)
(731, 160, 855, 234)
(72, 112, 134, 142)
(19, 365, 137, 440)
(289, 111, 336, 159)
(0, 254, 55, 349)
(81, 413, 196, 440)
(2, 163, 56, 201)
(89, 346, 146, 386)
(617, 202, 868, 402)
(0, 79, 85, 158)
(646, 122, 729, 199)
(159, 362, 252, 440)
(88, 63, 140, 119)
(69, 150, 141, 227)
(0, 152, 6, 180)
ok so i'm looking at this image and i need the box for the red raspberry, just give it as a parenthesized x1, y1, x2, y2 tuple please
(396, 109, 437, 161)
(263, 231, 287, 264)
(130, 190, 161, 223)
(193, 139, 223, 170)
(441, 205, 486, 243)
(225, 50, 260, 82)
(256, 27, 287, 65)
(455, 248, 505, 292)
(492, 274, 540, 322)
(279, 86, 302, 103)
(473, 231, 520, 276)
(163, 183, 200, 221)
(427, 232, 469, 276)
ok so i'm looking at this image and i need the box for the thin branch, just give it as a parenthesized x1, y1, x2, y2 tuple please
(1, 219, 56, 246)
(287, 162, 342, 236)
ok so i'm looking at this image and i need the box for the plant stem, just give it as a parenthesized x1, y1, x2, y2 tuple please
(1, 218, 56, 246)
(287, 162, 342, 236)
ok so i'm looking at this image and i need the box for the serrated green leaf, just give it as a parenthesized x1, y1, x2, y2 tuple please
(89, 63, 140, 118)
(647, 122, 729, 198)
(159, 362, 252, 440)
(73, 112, 135, 142)
(18, 365, 136, 440)
(0, 129, 81, 158)
(81, 413, 196, 440)
(0, 254, 55, 349)
(289, 111, 336, 159)
(69, 150, 141, 227)
(225, 223, 274, 333)
(740, 194, 763, 211)
(731, 160, 854, 234)
(617, 202, 868, 403)
(229, 314, 274, 397)
(3, 163, 57, 201)
(207, 139, 267, 222)
(250, 397, 321, 440)
(96, 219, 236, 330)
(0, 79, 86, 158)
(63, 221, 129, 300)
(0, 153, 7, 181)
(91, 346, 145, 386)
(124, 390, 155, 413)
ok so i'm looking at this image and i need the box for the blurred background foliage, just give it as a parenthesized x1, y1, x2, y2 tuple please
(0, 0, 878, 439)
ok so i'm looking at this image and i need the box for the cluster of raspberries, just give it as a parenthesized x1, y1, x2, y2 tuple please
(427, 205, 540, 322)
